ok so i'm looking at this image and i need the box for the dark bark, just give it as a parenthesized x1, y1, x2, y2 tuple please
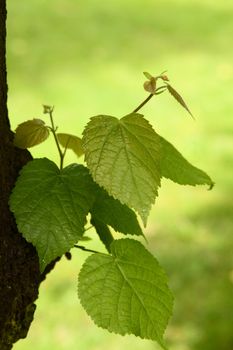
(0, 1, 41, 348)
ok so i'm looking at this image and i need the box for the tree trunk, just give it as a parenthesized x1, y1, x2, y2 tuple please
(0, 1, 41, 348)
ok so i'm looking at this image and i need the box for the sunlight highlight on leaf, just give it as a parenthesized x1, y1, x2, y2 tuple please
(14, 118, 50, 148)
(82, 113, 161, 225)
(166, 84, 194, 118)
(9, 159, 96, 271)
(78, 239, 173, 349)
(159, 135, 214, 188)
(56, 133, 84, 157)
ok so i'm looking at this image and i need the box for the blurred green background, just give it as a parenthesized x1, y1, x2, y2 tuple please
(7, 0, 233, 349)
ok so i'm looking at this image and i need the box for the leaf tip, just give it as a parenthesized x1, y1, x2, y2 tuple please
(208, 181, 215, 190)
(143, 71, 153, 79)
(166, 84, 194, 120)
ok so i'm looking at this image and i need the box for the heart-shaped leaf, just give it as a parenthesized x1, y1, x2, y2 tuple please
(9, 158, 96, 271)
(78, 239, 173, 349)
(82, 113, 161, 225)
(14, 118, 50, 148)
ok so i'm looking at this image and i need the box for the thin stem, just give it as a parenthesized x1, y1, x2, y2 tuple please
(62, 136, 71, 162)
(48, 108, 65, 170)
(133, 93, 153, 113)
(84, 225, 93, 232)
(62, 145, 68, 166)
(155, 85, 167, 93)
(74, 245, 101, 254)
(132, 85, 167, 113)
(155, 88, 167, 95)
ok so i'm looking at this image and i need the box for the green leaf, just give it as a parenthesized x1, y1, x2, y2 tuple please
(56, 133, 84, 157)
(91, 217, 113, 253)
(143, 71, 153, 80)
(9, 158, 96, 271)
(91, 187, 143, 236)
(166, 84, 194, 118)
(143, 78, 157, 94)
(78, 239, 173, 349)
(159, 135, 214, 189)
(82, 113, 161, 226)
(14, 118, 50, 148)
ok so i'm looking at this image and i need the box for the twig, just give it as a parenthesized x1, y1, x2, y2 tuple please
(48, 108, 65, 170)
(74, 245, 101, 254)
(132, 86, 167, 113)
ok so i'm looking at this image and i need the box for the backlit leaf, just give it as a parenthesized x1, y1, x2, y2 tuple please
(91, 187, 143, 236)
(78, 239, 173, 349)
(143, 78, 157, 94)
(143, 71, 153, 80)
(82, 113, 161, 225)
(166, 84, 194, 118)
(159, 135, 214, 188)
(57, 133, 84, 157)
(9, 158, 96, 271)
(14, 118, 50, 148)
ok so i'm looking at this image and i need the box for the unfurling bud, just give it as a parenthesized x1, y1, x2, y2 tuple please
(143, 71, 169, 94)
(160, 74, 169, 81)
(43, 105, 53, 114)
(143, 77, 157, 94)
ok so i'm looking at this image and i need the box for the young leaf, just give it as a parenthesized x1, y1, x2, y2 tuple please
(90, 187, 143, 236)
(143, 78, 157, 94)
(91, 217, 113, 253)
(82, 113, 161, 226)
(78, 239, 173, 349)
(166, 84, 194, 118)
(14, 118, 50, 148)
(143, 71, 153, 80)
(159, 135, 214, 189)
(9, 158, 96, 271)
(56, 133, 84, 157)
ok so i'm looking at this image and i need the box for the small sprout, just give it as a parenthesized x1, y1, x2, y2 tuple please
(160, 74, 169, 82)
(143, 71, 169, 94)
(43, 105, 54, 114)
(143, 72, 153, 80)
(143, 77, 157, 94)
(142, 71, 194, 119)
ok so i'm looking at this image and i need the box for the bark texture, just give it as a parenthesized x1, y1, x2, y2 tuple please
(0, 1, 41, 348)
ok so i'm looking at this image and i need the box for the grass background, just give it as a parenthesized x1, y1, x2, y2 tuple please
(6, 0, 233, 349)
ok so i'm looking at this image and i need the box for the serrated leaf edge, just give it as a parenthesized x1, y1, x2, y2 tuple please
(78, 239, 173, 349)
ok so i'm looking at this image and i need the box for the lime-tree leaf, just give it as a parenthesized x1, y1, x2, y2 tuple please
(159, 135, 214, 189)
(9, 158, 96, 271)
(56, 133, 84, 157)
(14, 118, 50, 148)
(91, 217, 113, 253)
(78, 239, 173, 349)
(82, 113, 161, 226)
(166, 84, 194, 118)
(91, 187, 143, 236)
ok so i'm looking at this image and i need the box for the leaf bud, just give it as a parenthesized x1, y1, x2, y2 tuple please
(43, 105, 53, 114)
(143, 77, 157, 94)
